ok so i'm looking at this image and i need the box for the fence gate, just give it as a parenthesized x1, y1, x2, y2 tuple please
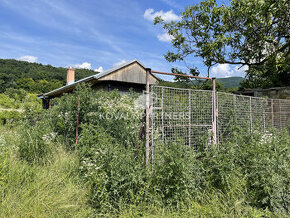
(150, 86, 214, 155)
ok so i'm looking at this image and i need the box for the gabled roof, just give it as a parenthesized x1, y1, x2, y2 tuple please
(38, 59, 160, 99)
(95, 59, 144, 80)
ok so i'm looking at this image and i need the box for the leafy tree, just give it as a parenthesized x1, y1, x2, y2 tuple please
(4, 88, 27, 102)
(200, 79, 224, 90)
(155, 0, 290, 88)
(240, 55, 290, 88)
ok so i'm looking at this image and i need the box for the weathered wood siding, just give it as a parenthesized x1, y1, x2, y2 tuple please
(99, 62, 158, 84)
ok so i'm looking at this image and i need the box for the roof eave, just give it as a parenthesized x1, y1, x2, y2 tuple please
(38, 75, 95, 99)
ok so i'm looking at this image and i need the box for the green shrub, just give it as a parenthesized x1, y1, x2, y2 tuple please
(0, 110, 23, 125)
(237, 130, 289, 213)
(150, 141, 204, 206)
(0, 91, 42, 125)
(78, 124, 147, 212)
(0, 93, 18, 109)
(18, 120, 57, 164)
(201, 129, 290, 214)
(50, 84, 96, 147)
(4, 88, 27, 102)
(50, 84, 141, 150)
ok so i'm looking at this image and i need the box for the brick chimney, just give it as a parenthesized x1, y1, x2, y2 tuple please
(67, 67, 75, 85)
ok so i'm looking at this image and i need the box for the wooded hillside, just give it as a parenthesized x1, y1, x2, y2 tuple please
(217, 77, 243, 89)
(0, 59, 97, 93)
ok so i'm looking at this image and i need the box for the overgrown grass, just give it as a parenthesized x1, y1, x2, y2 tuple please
(0, 127, 92, 217)
(1, 123, 289, 217)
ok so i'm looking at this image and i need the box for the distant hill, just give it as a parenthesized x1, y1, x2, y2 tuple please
(217, 77, 244, 88)
(0, 59, 97, 93)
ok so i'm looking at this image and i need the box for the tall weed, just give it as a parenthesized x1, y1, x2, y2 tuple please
(0, 127, 92, 217)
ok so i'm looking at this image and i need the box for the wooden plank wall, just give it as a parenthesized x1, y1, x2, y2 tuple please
(99, 62, 159, 84)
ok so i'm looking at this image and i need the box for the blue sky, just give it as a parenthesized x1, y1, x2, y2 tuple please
(0, 0, 247, 80)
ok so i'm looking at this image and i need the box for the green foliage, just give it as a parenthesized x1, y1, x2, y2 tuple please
(0, 89, 42, 125)
(0, 92, 23, 125)
(150, 141, 203, 206)
(159, 80, 197, 89)
(78, 124, 147, 212)
(50, 84, 141, 149)
(202, 130, 290, 214)
(16, 77, 64, 93)
(0, 58, 97, 93)
(4, 88, 27, 102)
(0, 93, 18, 109)
(76, 121, 289, 216)
(155, 0, 289, 88)
(0, 127, 92, 217)
(18, 120, 57, 164)
(200, 79, 224, 90)
(240, 55, 290, 88)
(0, 111, 23, 125)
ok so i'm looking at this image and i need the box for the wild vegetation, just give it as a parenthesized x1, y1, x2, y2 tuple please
(0, 59, 96, 93)
(0, 85, 289, 217)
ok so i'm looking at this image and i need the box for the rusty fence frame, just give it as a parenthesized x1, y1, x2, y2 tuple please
(145, 68, 217, 167)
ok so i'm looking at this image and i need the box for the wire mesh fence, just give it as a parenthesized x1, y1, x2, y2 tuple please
(150, 85, 290, 152)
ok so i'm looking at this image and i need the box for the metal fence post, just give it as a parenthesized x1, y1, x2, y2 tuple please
(212, 78, 217, 145)
(249, 97, 253, 132)
(233, 94, 236, 125)
(279, 100, 282, 130)
(271, 99, 274, 127)
(145, 68, 151, 167)
(49, 101, 51, 120)
(75, 96, 80, 152)
(263, 99, 266, 130)
(161, 87, 164, 144)
(188, 89, 191, 146)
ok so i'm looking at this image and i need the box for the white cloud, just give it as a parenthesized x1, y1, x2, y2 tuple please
(157, 33, 173, 42)
(233, 65, 248, 75)
(211, 64, 248, 78)
(113, 60, 127, 67)
(95, 66, 104, 72)
(211, 64, 231, 78)
(18, 55, 38, 63)
(74, 62, 92, 69)
(144, 8, 180, 22)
